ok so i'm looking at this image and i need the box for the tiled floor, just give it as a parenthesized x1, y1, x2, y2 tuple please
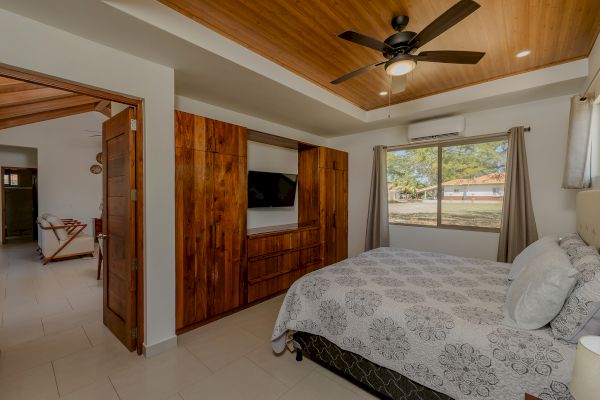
(0, 242, 377, 400)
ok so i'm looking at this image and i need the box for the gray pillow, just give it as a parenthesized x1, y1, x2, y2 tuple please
(508, 236, 557, 281)
(45, 215, 69, 241)
(551, 243, 600, 343)
(505, 242, 577, 330)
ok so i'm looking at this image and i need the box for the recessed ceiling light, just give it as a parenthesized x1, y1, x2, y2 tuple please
(379, 91, 388, 96)
(516, 50, 531, 58)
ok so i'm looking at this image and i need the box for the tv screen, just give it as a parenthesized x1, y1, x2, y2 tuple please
(248, 171, 297, 208)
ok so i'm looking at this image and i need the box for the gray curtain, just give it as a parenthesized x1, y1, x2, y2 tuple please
(497, 126, 539, 263)
(365, 145, 390, 250)
(562, 95, 595, 189)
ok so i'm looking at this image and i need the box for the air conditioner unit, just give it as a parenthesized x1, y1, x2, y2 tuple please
(407, 116, 465, 143)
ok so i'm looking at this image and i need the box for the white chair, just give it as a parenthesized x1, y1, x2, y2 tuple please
(37, 214, 94, 264)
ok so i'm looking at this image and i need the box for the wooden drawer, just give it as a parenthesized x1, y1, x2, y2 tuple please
(248, 231, 299, 258)
(248, 252, 299, 283)
(300, 229, 320, 247)
(248, 263, 322, 303)
(300, 245, 321, 266)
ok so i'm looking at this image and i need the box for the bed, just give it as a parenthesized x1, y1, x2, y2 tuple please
(271, 192, 600, 400)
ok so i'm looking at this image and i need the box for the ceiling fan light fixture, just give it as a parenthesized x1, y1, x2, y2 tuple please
(385, 56, 416, 76)
(516, 49, 531, 58)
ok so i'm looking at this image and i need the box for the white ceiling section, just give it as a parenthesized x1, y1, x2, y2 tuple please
(0, 0, 590, 137)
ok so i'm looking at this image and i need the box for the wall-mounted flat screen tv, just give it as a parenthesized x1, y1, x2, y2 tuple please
(248, 171, 297, 208)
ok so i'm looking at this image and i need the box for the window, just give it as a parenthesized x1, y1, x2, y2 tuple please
(387, 136, 508, 231)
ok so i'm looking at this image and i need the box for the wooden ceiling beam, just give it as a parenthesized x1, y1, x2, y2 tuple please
(0, 82, 42, 94)
(0, 103, 97, 130)
(0, 87, 74, 107)
(0, 94, 100, 119)
(95, 100, 111, 117)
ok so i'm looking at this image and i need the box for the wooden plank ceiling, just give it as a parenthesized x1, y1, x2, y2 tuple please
(160, 0, 600, 110)
(0, 77, 109, 130)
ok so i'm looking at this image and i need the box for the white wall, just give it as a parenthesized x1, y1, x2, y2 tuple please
(329, 95, 577, 260)
(0, 9, 175, 352)
(0, 113, 104, 237)
(247, 142, 298, 229)
(0, 145, 37, 169)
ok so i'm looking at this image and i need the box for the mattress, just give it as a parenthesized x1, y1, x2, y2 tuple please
(271, 247, 576, 400)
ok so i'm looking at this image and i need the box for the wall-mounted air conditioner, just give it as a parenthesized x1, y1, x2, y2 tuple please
(407, 115, 465, 142)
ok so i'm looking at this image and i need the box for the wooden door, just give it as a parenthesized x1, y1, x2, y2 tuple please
(210, 153, 246, 316)
(102, 107, 137, 351)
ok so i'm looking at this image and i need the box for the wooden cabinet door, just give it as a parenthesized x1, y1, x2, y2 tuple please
(175, 148, 213, 329)
(210, 154, 247, 316)
(207, 119, 247, 157)
(334, 168, 348, 262)
(323, 168, 337, 266)
(102, 108, 137, 351)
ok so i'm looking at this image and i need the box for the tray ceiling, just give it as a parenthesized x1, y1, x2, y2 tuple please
(159, 0, 600, 110)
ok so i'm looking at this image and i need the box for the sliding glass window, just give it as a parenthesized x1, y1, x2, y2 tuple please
(386, 136, 508, 231)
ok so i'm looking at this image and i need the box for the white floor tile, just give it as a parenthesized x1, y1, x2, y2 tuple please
(0, 362, 59, 400)
(179, 357, 287, 400)
(109, 346, 212, 400)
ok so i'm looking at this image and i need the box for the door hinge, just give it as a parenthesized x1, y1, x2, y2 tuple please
(132, 326, 138, 339)
(131, 189, 137, 201)
(130, 119, 137, 131)
(132, 257, 138, 272)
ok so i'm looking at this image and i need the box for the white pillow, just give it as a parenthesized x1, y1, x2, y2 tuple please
(45, 215, 69, 241)
(507, 236, 557, 281)
(505, 242, 577, 330)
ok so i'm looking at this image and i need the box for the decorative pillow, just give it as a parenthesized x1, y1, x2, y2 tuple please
(551, 245, 600, 343)
(45, 215, 69, 241)
(508, 236, 557, 281)
(505, 242, 578, 330)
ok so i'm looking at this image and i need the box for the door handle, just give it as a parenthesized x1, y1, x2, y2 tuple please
(97, 234, 108, 239)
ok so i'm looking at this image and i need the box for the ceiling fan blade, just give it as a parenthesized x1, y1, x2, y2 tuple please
(391, 75, 407, 94)
(409, 0, 480, 49)
(331, 61, 385, 85)
(338, 30, 393, 52)
(416, 50, 485, 64)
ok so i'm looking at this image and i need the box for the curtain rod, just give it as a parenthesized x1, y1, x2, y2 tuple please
(385, 126, 530, 151)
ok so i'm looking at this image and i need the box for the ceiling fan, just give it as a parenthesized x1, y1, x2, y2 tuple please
(331, 0, 485, 94)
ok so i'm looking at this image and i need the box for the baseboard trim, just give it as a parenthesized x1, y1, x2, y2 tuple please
(143, 335, 178, 357)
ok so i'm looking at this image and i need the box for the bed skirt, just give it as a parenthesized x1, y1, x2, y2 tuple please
(293, 331, 454, 400)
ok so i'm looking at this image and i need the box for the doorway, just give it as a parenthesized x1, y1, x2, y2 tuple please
(1, 166, 38, 243)
(0, 65, 145, 355)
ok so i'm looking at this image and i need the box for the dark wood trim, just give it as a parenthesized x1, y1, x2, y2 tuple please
(0, 64, 145, 355)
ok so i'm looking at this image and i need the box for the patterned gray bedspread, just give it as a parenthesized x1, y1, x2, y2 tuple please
(271, 247, 576, 400)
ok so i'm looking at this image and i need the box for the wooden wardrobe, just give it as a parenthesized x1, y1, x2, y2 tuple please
(175, 111, 348, 332)
(175, 111, 247, 330)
